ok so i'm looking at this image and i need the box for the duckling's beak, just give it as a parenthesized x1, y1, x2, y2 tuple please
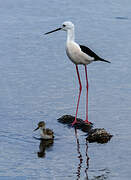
(34, 126, 39, 131)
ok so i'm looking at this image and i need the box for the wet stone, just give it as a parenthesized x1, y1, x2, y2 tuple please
(57, 115, 112, 144)
(57, 114, 93, 132)
(86, 128, 113, 144)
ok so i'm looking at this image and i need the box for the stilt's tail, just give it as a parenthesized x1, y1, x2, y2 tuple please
(99, 58, 111, 63)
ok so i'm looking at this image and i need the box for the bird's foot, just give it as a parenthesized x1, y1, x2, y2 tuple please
(72, 120, 78, 126)
(84, 120, 93, 125)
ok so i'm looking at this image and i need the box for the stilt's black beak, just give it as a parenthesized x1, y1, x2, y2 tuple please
(34, 127, 39, 131)
(44, 28, 62, 35)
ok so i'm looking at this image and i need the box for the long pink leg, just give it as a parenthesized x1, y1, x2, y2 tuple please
(84, 65, 90, 124)
(72, 65, 82, 126)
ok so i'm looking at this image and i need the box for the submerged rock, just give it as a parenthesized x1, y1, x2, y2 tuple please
(57, 115, 112, 144)
(86, 128, 113, 144)
(57, 114, 93, 132)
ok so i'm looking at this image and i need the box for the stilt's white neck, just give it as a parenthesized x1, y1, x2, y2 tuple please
(67, 28, 75, 42)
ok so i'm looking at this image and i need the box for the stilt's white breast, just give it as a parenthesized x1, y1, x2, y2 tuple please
(66, 41, 94, 65)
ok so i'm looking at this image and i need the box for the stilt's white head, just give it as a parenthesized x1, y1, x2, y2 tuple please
(44, 21, 74, 34)
(61, 21, 74, 31)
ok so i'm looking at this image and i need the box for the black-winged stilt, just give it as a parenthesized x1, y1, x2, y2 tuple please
(45, 21, 110, 126)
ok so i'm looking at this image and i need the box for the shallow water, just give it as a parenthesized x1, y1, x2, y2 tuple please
(0, 0, 131, 179)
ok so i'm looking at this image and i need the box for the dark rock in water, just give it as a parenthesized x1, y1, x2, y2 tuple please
(87, 128, 113, 144)
(57, 114, 93, 132)
(57, 115, 113, 144)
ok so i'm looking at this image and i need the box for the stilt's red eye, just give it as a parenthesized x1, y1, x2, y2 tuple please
(63, 24, 66, 27)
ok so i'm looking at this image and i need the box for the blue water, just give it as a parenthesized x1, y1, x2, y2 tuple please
(0, 0, 131, 179)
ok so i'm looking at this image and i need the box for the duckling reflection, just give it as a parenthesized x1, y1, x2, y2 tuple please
(74, 128, 89, 180)
(37, 139, 54, 158)
(34, 121, 54, 140)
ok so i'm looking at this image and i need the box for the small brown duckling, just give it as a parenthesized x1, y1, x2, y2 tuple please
(34, 121, 54, 140)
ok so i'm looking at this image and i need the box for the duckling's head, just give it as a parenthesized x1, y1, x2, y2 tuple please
(34, 121, 45, 131)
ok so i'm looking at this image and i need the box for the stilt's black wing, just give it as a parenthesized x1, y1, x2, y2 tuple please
(79, 45, 111, 63)
(79, 45, 100, 60)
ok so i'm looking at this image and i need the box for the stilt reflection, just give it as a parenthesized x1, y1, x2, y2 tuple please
(85, 138, 89, 180)
(74, 128, 89, 180)
(75, 128, 83, 180)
